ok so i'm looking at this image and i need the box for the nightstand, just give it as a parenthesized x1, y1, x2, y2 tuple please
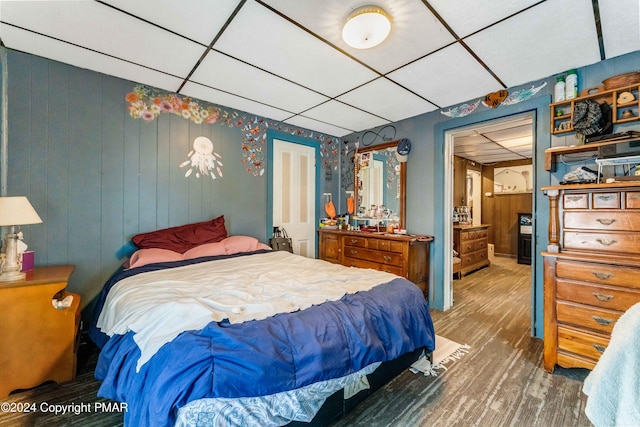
(0, 265, 80, 398)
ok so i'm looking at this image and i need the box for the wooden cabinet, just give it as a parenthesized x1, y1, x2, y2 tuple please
(550, 84, 640, 135)
(318, 229, 433, 298)
(0, 265, 80, 398)
(453, 224, 490, 277)
(541, 183, 640, 372)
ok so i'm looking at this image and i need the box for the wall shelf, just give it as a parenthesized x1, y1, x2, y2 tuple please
(544, 135, 640, 171)
(550, 84, 640, 134)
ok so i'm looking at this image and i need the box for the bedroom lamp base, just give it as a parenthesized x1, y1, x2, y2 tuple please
(0, 233, 26, 282)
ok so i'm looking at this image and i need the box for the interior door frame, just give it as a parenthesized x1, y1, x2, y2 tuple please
(435, 95, 551, 339)
(266, 129, 322, 256)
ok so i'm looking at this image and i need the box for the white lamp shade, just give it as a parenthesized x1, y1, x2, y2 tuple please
(0, 196, 43, 226)
(342, 6, 391, 49)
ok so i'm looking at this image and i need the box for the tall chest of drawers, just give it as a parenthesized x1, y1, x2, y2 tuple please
(318, 228, 433, 298)
(542, 183, 640, 372)
(453, 224, 491, 277)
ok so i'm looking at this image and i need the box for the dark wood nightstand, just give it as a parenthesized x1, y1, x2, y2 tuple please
(0, 265, 80, 398)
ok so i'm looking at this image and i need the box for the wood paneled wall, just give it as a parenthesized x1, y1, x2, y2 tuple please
(482, 159, 533, 257)
(454, 157, 532, 257)
(4, 49, 334, 314)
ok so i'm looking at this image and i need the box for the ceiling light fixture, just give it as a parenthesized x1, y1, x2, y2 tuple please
(342, 5, 391, 49)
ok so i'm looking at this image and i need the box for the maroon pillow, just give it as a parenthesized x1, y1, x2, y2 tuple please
(131, 215, 228, 253)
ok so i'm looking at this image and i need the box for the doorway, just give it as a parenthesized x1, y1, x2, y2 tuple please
(444, 112, 535, 309)
(271, 138, 317, 258)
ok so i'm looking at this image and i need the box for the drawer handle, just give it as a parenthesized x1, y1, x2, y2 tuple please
(592, 316, 614, 326)
(466, 245, 472, 249)
(597, 195, 614, 201)
(567, 195, 583, 202)
(383, 255, 392, 261)
(592, 272, 613, 280)
(350, 239, 359, 244)
(592, 292, 614, 302)
(350, 250, 358, 255)
(593, 344, 606, 354)
(596, 238, 617, 246)
(595, 218, 616, 226)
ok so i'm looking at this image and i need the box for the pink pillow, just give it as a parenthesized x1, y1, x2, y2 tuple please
(222, 236, 270, 254)
(183, 242, 227, 259)
(131, 215, 227, 253)
(129, 248, 183, 269)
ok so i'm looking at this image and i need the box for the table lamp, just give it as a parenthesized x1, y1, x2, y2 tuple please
(0, 196, 42, 281)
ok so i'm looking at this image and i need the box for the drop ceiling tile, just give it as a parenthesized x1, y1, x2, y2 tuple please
(388, 43, 502, 108)
(473, 154, 524, 162)
(428, 0, 541, 38)
(190, 51, 329, 113)
(214, 0, 378, 97)
(486, 126, 533, 141)
(100, 0, 241, 45)
(282, 115, 352, 138)
(599, 0, 640, 59)
(0, 25, 183, 93)
(0, 0, 204, 78)
(181, 82, 292, 121)
(464, 0, 601, 87)
(337, 78, 437, 122)
(497, 136, 532, 148)
(262, 0, 456, 74)
(303, 100, 390, 132)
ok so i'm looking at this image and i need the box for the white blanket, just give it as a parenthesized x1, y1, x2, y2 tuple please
(583, 302, 640, 427)
(96, 251, 399, 370)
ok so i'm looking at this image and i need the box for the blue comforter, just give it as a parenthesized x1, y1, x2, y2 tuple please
(92, 253, 435, 427)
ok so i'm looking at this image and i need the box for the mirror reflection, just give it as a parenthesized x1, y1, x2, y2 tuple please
(353, 141, 406, 229)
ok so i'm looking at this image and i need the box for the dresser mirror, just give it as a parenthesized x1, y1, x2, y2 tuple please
(354, 140, 406, 229)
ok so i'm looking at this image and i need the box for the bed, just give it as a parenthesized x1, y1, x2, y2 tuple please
(583, 302, 640, 427)
(89, 218, 436, 427)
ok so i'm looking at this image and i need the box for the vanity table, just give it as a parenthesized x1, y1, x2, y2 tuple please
(318, 228, 432, 298)
(322, 139, 432, 297)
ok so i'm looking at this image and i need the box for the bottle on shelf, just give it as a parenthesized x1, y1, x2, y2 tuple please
(565, 69, 578, 100)
(554, 75, 566, 102)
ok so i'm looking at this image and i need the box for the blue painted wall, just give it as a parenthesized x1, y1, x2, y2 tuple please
(2, 48, 338, 320)
(4, 43, 639, 336)
(341, 50, 640, 339)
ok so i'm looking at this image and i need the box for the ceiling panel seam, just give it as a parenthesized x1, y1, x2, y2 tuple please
(94, 0, 207, 46)
(176, 0, 247, 93)
(253, 1, 439, 109)
(590, 0, 606, 60)
(421, 0, 507, 88)
(0, 21, 184, 80)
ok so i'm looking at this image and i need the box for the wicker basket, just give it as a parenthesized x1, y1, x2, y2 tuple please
(602, 71, 640, 90)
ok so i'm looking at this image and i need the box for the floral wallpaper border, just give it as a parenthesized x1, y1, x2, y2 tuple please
(126, 85, 339, 177)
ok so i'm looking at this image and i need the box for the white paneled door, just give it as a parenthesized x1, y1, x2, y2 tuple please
(272, 139, 316, 258)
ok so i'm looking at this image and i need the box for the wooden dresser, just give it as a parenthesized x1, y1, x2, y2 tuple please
(318, 228, 433, 298)
(453, 224, 491, 277)
(0, 265, 80, 397)
(542, 183, 640, 372)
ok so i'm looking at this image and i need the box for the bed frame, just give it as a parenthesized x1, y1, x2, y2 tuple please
(288, 347, 428, 426)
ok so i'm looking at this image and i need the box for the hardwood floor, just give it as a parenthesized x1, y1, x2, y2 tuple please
(333, 256, 593, 427)
(1, 257, 593, 427)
